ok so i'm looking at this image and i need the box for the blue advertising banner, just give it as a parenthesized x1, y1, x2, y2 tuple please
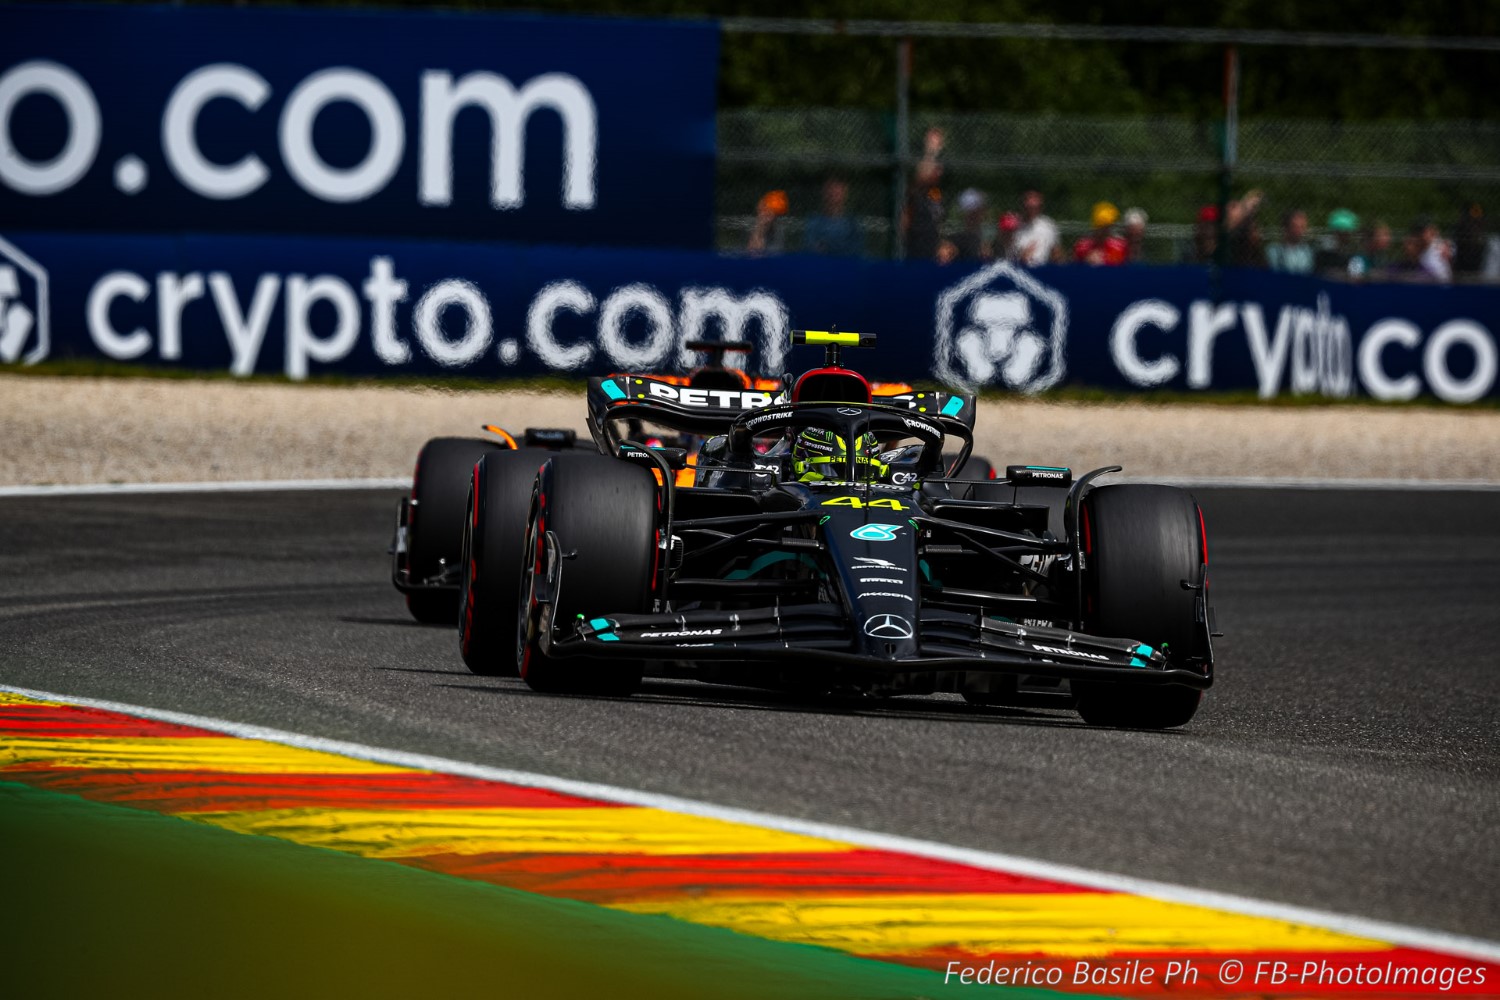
(0, 4, 718, 248)
(1, 230, 1497, 402)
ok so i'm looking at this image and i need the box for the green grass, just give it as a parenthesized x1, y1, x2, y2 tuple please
(0, 781, 1051, 1000)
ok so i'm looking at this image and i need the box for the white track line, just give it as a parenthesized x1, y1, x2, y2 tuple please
(1119, 475, 1500, 491)
(4, 681, 1497, 964)
(0, 477, 407, 498)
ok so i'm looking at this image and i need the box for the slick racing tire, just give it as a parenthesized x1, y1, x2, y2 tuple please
(1073, 485, 1208, 730)
(457, 449, 549, 675)
(515, 454, 655, 696)
(405, 437, 508, 624)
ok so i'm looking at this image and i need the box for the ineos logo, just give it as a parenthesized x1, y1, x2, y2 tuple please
(863, 614, 914, 640)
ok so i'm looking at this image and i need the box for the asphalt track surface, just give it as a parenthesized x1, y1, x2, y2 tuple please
(2, 486, 1497, 941)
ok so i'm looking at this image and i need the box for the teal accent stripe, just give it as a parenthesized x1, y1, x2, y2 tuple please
(590, 618, 612, 630)
(601, 380, 626, 401)
(1134, 643, 1155, 657)
(598, 633, 619, 642)
(1129, 656, 1148, 667)
(724, 551, 822, 580)
(1025, 465, 1069, 471)
(941, 396, 965, 416)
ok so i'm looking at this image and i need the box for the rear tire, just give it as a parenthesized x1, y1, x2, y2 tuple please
(457, 449, 549, 676)
(1073, 485, 1208, 730)
(516, 454, 655, 696)
(405, 437, 506, 623)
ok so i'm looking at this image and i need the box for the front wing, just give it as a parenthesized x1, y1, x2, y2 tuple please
(546, 605, 1211, 690)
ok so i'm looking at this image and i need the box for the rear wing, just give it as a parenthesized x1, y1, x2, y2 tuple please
(587, 375, 977, 442)
(587, 375, 780, 445)
(872, 390, 977, 430)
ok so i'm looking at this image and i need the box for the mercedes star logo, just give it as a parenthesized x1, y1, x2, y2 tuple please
(863, 614, 914, 640)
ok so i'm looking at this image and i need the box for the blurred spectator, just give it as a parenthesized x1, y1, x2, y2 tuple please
(1267, 209, 1314, 274)
(1121, 207, 1148, 262)
(1317, 208, 1360, 278)
(996, 211, 1020, 261)
(1454, 202, 1486, 278)
(803, 177, 865, 257)
(1484, 235, 1500, 283)
(951, 188, 991, 261)
(1226, 189, 1266, 267)
(1072, 202, 1128, 265)
(1363, 221, 1394, 277)
(1013, 189, 1062, 266)
(747, 190, 788, 256)
(902, 127, 945, 261)
(1190, 204, 1219, 263)
(1389, 226, 1428, 280)
(1416, 217, 1453, 283)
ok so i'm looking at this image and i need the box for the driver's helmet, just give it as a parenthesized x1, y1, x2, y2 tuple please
(791, 427, 889, 482)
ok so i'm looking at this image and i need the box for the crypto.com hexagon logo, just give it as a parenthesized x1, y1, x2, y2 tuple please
(932, 260, 1067, 393)
(0, 235, 49, 365)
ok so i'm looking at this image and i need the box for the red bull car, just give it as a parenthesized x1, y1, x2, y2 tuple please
(453, 331, 1217, 730)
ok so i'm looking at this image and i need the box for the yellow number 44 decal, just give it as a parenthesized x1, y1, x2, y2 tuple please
(821, 496, 908, 511)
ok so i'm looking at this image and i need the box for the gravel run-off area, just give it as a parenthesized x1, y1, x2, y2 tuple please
(2, 375, 1497, 486)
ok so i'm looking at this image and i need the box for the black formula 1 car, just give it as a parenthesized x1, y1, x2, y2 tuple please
(390, 342, 994, 624)
(453, 331, 1217, 729)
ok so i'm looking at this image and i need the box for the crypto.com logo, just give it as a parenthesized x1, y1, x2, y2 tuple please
(0, 60, 596, 210)
(933, 260, 1068, 393)
(0, 235, 48, 365)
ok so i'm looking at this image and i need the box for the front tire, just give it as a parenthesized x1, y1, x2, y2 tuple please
(457, 449, 548, 676)
(516, 454, 656, 696)
(1073, 485, 1208, 730)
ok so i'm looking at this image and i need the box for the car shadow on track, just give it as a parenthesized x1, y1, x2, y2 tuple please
(432, 677, 1095, 730)
(340, 615, 448, 629)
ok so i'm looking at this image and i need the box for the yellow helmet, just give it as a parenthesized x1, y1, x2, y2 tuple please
(791, 428, 888, 482)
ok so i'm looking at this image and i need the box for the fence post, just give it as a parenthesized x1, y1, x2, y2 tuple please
(1215, 43, 1239, 272)
(893, 37, 912, 259)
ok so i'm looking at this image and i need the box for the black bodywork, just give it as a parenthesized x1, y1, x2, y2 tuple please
(529, 376, 1215, 698)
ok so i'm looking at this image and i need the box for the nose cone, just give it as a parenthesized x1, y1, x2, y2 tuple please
(821, 510, 922, 660)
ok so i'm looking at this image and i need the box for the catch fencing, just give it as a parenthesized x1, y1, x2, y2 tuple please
(714, 19, 1500, 278)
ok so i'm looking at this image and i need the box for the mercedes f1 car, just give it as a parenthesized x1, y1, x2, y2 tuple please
(391, 341, 992, 623)
(451, 331, 1217, 730)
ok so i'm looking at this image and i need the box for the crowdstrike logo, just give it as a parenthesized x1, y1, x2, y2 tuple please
(0, 235, 48, 364)
(933, 260, 1068, 393)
